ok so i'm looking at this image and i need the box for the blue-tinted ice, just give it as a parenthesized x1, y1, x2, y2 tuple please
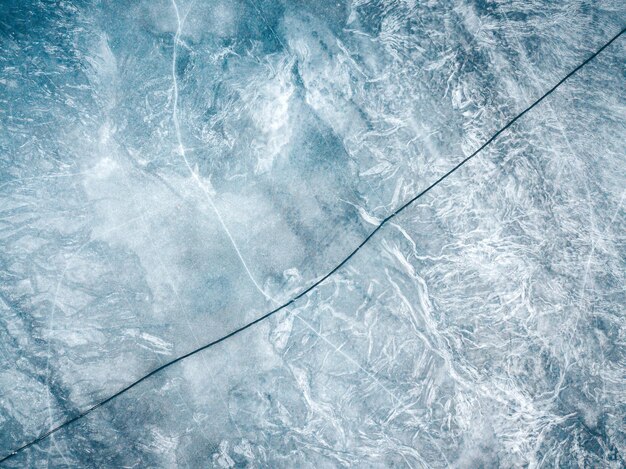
(0, 0, 624, 467)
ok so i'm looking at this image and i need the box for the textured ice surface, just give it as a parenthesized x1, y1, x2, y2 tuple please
(0, 0, 625, 467)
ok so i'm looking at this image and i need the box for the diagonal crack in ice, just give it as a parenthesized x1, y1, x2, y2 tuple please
(1, 23, 624, 466)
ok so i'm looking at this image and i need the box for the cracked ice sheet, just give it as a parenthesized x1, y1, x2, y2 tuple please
(2, 0, 610, 462)
(0, 0, 620, 394)
(4, 28, 624, 468)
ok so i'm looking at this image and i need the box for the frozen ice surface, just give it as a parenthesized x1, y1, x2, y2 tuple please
(0, 0, 624, 467)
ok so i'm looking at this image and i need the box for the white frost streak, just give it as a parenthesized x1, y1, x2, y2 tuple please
(170, 0, 271, 302)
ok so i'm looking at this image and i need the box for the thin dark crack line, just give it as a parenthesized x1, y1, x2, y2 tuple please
(1, 26, 624, 465)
